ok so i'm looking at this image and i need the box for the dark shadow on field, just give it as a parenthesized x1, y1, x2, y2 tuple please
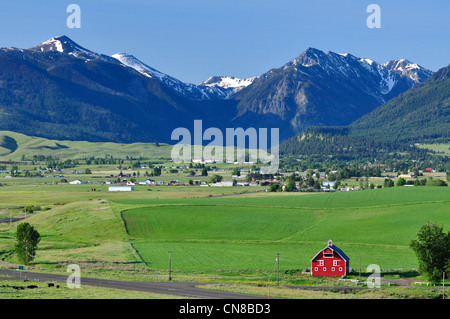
(348, 269, 421, 279)
(381, 270, 421, 278)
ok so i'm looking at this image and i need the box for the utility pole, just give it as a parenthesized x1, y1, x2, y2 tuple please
(444, 272, 446, 300)
(359, 257, 361, 281)
(276, 253, 280, 286)
(168, 251, 172, 281)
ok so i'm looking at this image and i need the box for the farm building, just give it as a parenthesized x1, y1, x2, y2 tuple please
(211, 181, 234, 187)
(108, 186, 134, 192)
(322, 181, 336, 188)
(69, 180, 84, 184)
(310, 240, 350, 277)
(138, 179, 155, 185)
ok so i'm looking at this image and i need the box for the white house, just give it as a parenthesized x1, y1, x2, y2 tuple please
(108, 186, 134, 192)
(139, 179, 155, 185)
(322, 181, 336, 188)
(69, 180, 85, 184)
(211, 181, 234, 187)
(236, 181, 249, 186)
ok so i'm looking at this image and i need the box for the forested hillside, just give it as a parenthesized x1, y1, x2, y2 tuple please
(280, 65, 450, 163)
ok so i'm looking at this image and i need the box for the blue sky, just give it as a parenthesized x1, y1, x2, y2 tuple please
(1, 0, 448, 84)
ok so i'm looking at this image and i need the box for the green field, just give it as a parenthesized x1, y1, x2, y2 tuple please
(1, 178, 449, 293)
(416, 142, 450, 156)
(119, 187, 450, 273)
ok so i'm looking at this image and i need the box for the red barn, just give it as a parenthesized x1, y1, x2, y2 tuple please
(311, 240, 350, 277)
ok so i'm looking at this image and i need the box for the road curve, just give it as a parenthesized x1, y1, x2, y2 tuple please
(0, 269, 268, 299)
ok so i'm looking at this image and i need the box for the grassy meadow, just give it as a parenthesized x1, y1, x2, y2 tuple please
(416, 142, 450, 157)
(118, 187, 450, 275)
(0, 153, 449, 297)
(0, 131, 172, 161)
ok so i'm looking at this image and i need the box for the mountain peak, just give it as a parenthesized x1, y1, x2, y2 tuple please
(29, 35, 92, 54)
(382, 59, 433, 83)
(300, 47, 327, 59)
(290, 47, 326, 67)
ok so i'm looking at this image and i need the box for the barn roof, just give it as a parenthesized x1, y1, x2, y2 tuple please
(310, 243, 350, 262)
(328, 244, 350, 261)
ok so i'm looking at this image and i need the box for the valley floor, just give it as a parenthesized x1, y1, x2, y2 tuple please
(0, 179, 449, 299)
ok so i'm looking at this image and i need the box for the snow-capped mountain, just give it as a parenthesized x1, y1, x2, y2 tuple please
(232, 47, 433, 138)
(287, 48, 421, 101)
(29, 36, 245, 100)
(382, 59, 433, 84)
(111, 53, 230, 100)
(199, 76, 255, 96)
(112, 53, 254, 100)
(29, 35, 91, 54)
(28, 35, 117, 62)
(0, 35, 437, 144)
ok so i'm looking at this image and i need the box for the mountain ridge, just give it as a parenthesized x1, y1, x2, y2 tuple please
(0, 35, 438, 145)
(231, 47, 432, 138)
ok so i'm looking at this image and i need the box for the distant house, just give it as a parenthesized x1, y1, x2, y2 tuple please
(211, 181, 234, 187)
(139, 179, 155, 185)
(236, 181, 249, 186)
(322, 181, 336, 188)
(69, 180, 84, 184)
(108, 186, 134, 192)
(311, 240, 350, 277)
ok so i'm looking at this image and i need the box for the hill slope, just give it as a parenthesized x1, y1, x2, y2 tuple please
(0, 42, 200, 143)
(280, 64, 450, 160)
(350, 64, 450, 143)
(0, 131, 172, 161)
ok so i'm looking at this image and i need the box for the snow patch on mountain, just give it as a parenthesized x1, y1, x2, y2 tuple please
(112, 53, 164, 80)
(112, 53, 236, 99)
(31, 36, 92, 54)
(199, 76, 255, 93)
(382, 59, 433, 83)
(376, 65, 397, 94)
